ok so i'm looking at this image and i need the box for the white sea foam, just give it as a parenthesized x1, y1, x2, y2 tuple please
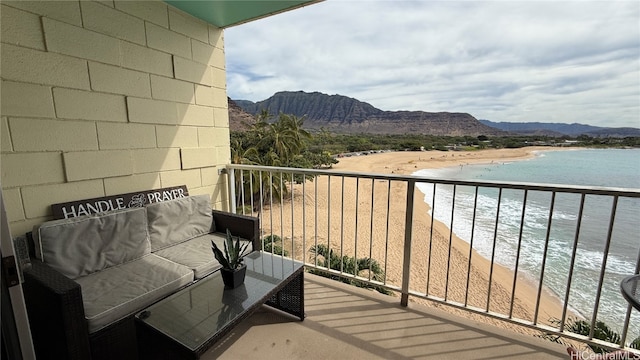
(413, 149, 640, 336)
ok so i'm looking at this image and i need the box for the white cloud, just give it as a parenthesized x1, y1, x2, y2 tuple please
(225, 0, 640, 128)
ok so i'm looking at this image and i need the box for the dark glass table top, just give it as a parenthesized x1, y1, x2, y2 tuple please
(136, 251, 303, 351)
(621, 274, 640, 312)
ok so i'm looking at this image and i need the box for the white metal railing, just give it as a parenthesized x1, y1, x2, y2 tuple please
(225, 164, 640, 353)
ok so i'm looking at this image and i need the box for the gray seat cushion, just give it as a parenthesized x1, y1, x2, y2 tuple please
(146, 194, 213, 252)
(153, 233, 253, 279)
(75, 254, 193, 333)
(33, 207, 150, 279)
(153, 233, 223, 279)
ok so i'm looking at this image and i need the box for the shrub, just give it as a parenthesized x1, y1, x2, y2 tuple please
(262, 234, 289, 257)
(308, 244, 391, 295)
(541, 318, 639, 354)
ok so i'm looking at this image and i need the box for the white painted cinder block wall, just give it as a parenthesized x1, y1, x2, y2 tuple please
(0, 1, 231, 236)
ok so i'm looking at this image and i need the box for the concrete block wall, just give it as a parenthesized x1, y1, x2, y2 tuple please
(1, 0, 231, 236)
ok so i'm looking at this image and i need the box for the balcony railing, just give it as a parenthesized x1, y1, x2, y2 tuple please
(225, 163, 640, 354)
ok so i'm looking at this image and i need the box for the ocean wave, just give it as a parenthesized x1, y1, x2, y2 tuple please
(412, 150, 640, 335)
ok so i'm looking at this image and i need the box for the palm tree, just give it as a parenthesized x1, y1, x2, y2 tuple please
(279, 113, 312, 155)
(317, 127, 332, 151)
(230, 111, 314, 209)
(230, 137, 258, 166)
(257, 113, 311, 165)
(308, 244, 389, 294)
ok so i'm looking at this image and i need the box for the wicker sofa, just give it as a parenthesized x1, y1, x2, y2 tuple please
(22, 194, 259, 360)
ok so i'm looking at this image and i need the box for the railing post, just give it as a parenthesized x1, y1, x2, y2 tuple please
(401, 179, 415, 307)
(227, 167, 236, 214)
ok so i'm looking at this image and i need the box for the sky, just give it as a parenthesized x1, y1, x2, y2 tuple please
(224, 0, 640, 128)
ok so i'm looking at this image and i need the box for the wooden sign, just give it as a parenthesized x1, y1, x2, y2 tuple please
(51, 185, 189, 219)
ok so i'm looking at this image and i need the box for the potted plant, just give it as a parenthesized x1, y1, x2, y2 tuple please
(211, 229, 250, 289)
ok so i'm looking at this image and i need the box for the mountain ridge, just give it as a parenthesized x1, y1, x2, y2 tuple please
(479, 120, 640, 137)
(231, 91, 639, 137)
(228, 97, 255, 132)
(235, 91, 503, 136)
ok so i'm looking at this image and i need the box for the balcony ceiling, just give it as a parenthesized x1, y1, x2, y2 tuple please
(165, 0, 324, 28)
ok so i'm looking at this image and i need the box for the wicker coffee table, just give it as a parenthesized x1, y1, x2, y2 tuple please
(136, 251, 304, 359)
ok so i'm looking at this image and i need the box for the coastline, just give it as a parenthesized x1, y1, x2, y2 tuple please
(259, 146, 581, 336)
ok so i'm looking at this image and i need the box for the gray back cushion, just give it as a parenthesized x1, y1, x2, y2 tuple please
(146, 194, 213, 252)
(33, 207, 151, 279)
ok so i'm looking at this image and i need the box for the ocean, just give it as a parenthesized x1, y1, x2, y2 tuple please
(414, 148, 640, 338)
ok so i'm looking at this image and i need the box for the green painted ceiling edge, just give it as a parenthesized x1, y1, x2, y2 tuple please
(165, 0, 324, 28)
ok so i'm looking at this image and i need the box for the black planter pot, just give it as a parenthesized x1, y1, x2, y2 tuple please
(220, 264, 247, 289)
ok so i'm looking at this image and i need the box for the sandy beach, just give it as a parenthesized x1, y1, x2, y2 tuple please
(257, 147, 580, 336)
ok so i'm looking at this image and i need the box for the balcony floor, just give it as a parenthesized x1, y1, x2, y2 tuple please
(202, 273, 567, 359)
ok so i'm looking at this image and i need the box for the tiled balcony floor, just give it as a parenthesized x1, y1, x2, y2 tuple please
(202, 273, 567, 359)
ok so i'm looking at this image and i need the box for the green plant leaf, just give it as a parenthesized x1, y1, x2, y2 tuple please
(212, 229, 249, 270)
